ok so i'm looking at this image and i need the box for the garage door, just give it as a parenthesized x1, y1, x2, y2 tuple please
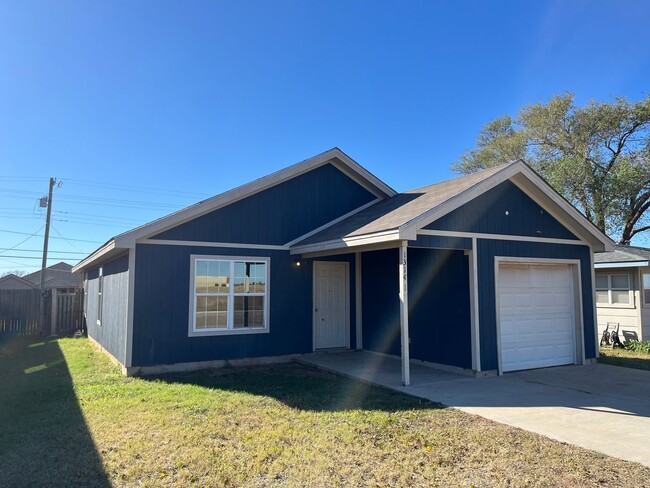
(498, 263, 576, 372)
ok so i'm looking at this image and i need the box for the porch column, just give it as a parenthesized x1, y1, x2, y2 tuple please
(399, 241, 410, 386)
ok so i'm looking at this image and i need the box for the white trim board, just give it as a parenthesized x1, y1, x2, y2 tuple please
(125, 248, 136, 367)
(418, 229, 588, 246)
(595, 261, 649, 269)
(139, 239, 288, 251)
(290, 229, 402, 255)
(284, 198, 382, 247)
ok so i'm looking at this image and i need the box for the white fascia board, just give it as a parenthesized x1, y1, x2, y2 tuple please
(595, 261, 648, 269)
(509, 166, 615, 252)
(71, 240, 117, 273)
(418, 229, 588, 246)
(284, 197, 383, 247)
(114, 148, 395, 248)
(400, 161, 615, 253)
(399, 163, 521, 238)
(289, 229, 401, 255)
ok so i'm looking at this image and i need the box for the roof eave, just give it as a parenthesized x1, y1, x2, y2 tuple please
(113, 148, 396, 248)
(399, 161, 615, 252)
(595, 261, 649, 269)
(71, 240, 118, 273)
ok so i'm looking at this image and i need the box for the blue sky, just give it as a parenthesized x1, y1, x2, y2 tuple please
(1, 0, 649, 272)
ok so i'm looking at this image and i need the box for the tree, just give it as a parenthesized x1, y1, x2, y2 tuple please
(452, 93, 650, 244)
(1, 269, 28, 277)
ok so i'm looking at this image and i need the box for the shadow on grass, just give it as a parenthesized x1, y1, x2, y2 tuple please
(0, 335, 110, 488)
(151, 362, 442, 413)
(598, 351, 650, 371)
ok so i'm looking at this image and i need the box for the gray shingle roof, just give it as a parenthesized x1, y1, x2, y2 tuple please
(293, 164, 510, 246)
(594, 245, 650, 264)
(24, 262, 82, 289)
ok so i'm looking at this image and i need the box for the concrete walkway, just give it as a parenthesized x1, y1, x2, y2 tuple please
(299, 350, 650, 468)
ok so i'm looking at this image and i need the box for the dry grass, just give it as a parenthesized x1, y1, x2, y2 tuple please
(598, 347, 650, 371)
(2, 336, 649, 487)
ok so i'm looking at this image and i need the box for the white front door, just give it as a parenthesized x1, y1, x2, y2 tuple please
(313, 261, 348, 349)
(498, 263, 576, 372)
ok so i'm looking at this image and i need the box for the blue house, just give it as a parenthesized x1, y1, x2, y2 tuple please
(73, 148, 614, 383)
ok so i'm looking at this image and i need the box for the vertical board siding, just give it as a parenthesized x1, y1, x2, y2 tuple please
(361, 248, 401, 356)
(85, 253, 129, 364)
(151, 164, 377, 245)
(408, 248, 472, 368)
(132, 243, 357, 367)
(361, 248, 472, 369)
(425, 180, 579, 240)
(477, 240, 595, 371)
(411, 234, 471, 250)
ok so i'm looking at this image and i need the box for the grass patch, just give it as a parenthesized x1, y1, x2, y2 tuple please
(1, 337, 649, 487)
(598, 347, 650, 371)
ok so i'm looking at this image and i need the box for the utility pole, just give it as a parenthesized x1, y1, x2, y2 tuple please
(39, 177, 56, 336)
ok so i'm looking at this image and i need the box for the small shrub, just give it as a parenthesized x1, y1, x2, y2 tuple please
(626, 340, 650, 354)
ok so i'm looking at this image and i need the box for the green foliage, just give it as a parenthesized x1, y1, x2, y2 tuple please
(453, 93, 650, 244)
(626, 340, 650, 354)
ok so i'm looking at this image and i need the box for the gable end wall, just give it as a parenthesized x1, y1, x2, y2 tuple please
(425, 180, 579, 240)
(151, 163, 377, 245)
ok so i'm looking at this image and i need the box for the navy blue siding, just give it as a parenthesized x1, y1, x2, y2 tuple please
(152, 164, 376, 245)
(361, 248, 472, 369)
(425, 180, 579, 240)
(361, 249, 400, 356)
(477, 240, 595, 371)
(132, 243, 357, 366)
(411, 234, 471, 250)
(85, 253, 129, 364)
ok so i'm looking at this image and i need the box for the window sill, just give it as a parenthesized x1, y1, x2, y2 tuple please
(596, 303, 636, 310)
(188, 327, 270, 338)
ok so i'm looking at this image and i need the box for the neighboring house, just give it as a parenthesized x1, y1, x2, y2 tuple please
(22, 262, 82, 293)
(72, 148, 613, 381)
(0, 274, 35, 290)
(594, 246, 650, 343)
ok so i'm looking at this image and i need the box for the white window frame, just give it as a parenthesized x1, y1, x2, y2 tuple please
(642, 271, 650, 307)
(188, 254, 271, 337)
(97, 267, 103, 326)
(595, 273, 633, 308)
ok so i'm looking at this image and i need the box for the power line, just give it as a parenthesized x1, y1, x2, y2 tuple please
(0, 228, 103, 244)
(0, 254, 82, 260)
(0, 187, 190, 208)
(0, 248, 87, 254)
(60, 178, 212, 198)
(0, 225, 45, 256)
(51, 224, 101, 252)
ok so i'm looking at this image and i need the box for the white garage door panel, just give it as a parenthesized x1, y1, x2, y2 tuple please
(499, 264, 576, 372)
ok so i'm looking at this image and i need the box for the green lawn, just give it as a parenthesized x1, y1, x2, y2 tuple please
(598, 347, 650, 371)
(2, 337, 650, 487)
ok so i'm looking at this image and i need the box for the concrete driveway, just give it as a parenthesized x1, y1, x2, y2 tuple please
(300, 351, 650, 468)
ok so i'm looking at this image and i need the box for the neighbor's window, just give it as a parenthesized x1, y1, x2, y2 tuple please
(97, 267, 103, 326)
(190, 256, 269, 334)
(643, 273, 650, 305)
(595, 273, 630, 305)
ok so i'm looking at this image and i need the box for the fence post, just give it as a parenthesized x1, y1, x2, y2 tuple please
(50, 289, 58, 336)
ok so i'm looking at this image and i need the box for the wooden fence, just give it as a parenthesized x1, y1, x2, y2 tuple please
(0, 288, 84, 336)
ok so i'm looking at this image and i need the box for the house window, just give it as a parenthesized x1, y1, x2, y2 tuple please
(595, 273, 630, 305)
(97, 267, 103, 326)
(190, 256, 269, 335)
(643, 273, 650, 305)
